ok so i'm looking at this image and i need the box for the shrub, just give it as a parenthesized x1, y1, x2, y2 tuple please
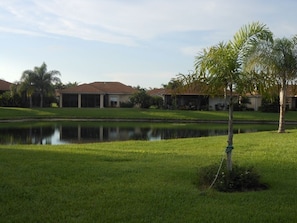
(130, 89, 152, 108)
(197, 160, 269, 192)
(259, 97, 279, 113)
(120, 101, 134, 108)
(151, 96, 164, 109)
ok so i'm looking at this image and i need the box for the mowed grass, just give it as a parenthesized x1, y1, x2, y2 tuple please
(1, 107, 297, 122)
(0, 130, 296, 222)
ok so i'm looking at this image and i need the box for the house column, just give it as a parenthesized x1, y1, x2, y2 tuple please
(59, 94, 63, 107)
(78, 125, 81, 141)
(117, 96, 120, 107)
(78, 94, 81, 108)
(100, 94, 104, 108)
(99, 126, 103, 141)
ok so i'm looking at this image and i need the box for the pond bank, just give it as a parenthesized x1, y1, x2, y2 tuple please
(0, 118, 290, 124)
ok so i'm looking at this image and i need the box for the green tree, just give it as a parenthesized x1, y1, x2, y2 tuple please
(21, 62, 61, 107)
(244, 36, 297, 133)
(55, 81, 79, 90)
(17, 77, 35, 108)
(130, 89, 152, 109)
(193, 22, 272, 171)
(151, 95, 164, 108)
(0, 91, 11, 106)
(163, 78, 184, 109)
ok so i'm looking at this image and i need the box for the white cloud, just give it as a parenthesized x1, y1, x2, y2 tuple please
(4, 0, 295, 46)
(0, 26, 45, 36)
(1, 0, 297, 88)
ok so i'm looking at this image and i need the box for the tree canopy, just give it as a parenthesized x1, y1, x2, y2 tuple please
(20, 62, 61, 107)
(243, 36, 297, 132)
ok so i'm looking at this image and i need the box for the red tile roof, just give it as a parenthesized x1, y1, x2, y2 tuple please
(147, 88, 167, 96)
(60, 82, 136, 94)
(61, 83, 101, 93)
(148, 87, 210, 96)
(0, 79, 12, 91)
(90, 82, 136, 94)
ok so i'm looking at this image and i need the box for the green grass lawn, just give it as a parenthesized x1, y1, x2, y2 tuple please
(0, 130, 296, 222)
(1, 107, 297, 122)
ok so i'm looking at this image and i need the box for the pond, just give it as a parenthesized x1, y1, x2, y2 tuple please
(0, 121, 295, 145)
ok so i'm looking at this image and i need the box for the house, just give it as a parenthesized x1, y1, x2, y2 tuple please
(149, 86, 269, 111)
(0, 79, 12, 94)
(148, 81, 243, 110)
(243, 85, 297, 111)
(286, 85, 297, 110)
(148, 87, 210, 110)
(58, 82, 136, 108)
(150, 84, 297, 111)
(244, 93, 262, 111)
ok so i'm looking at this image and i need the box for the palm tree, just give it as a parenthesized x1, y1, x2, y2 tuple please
(18, 74, 35, 108)
(21, 62, 61, 107)
(194, 22, 273, 171)
(244, 36, 297, 133)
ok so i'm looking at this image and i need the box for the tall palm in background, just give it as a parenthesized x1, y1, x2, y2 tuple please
(18, 76, 35, 108)
(21, 63, 61, 107)
(194, 22, 273, 171)
(244, 36, 297, 133)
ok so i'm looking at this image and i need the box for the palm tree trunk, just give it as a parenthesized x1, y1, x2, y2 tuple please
(226, 85, 234, 171)
(40, 93, 43, 108)
(29, 95, 32, 108)
(278, 84, 286, 133)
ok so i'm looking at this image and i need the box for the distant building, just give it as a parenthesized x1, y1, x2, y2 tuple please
(58, 82, 136, 108)
(148, 87, 209, 110)
(148, 85, 297, 111)
(148, 84, 237, 110)
(0, 79, 12, 94)
(286, 85, 297, 110)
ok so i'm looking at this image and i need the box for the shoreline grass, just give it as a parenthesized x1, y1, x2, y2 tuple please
(1, 107, 297, 123)
(1, 130, 296, 222)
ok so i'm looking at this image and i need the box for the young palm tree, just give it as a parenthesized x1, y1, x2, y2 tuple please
(194, 22, 273, 171)
(244, 36, 297, 133)
(21, 63, 61, 107)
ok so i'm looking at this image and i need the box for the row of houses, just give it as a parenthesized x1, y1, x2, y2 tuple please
(1, 79, 297, 110)
(151, 86, 297, 111)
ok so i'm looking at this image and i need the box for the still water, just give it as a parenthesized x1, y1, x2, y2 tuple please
(0, 121, 291, 145)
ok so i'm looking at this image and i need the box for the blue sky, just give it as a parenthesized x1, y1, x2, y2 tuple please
(1, 0, 297, 88)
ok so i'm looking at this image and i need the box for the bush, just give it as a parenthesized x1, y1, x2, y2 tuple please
(259, 97, 279, 113)
(130, 89, 152, 108)
(197, 160, 269, 192)
(233, 103, 247, 111)
(120, 101, 134, 108)
(130, 89, 163, 109)
(151, 96, 164, 109)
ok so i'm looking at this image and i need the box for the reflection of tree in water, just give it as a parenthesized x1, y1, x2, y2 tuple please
(60, 126, 151, 142)
(0, 126, 55, 144)
(129, 127, 151, 140)
(150, 128, 207, 139)
(150, 128, 232, 139)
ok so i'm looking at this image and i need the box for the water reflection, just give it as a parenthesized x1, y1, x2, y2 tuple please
(0, 126, 56, 145)
(0, 122, 285, 145)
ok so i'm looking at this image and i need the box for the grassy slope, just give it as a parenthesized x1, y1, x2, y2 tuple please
(0, 130, 296, 223)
